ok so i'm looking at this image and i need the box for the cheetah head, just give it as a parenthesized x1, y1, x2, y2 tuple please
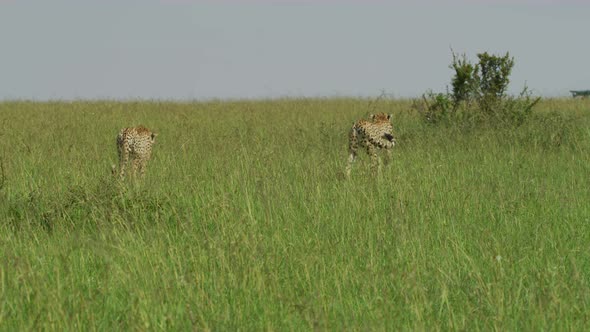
(371, 113, 395, 143)
(370, 113, 392, 122)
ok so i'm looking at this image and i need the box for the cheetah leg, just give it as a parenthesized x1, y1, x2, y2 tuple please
(367, 143, 379, 176)
(138, 159, 148, 177)
(383, 147, 392, 166)
(118, 144, 129, 180)
(346, 127, 359, 178)
(346, 150, 357, 178)
(131, 157, 141, 178)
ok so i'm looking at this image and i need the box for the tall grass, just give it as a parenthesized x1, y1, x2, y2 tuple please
(1, 98, 590, 330)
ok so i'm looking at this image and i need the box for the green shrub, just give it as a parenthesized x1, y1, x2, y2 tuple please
(416, 51, 540, 126)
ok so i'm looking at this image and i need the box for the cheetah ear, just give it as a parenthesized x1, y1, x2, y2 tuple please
(369, 114, 376, 121)
(151, 133, 157, 140)
(387, 114, 392, 120)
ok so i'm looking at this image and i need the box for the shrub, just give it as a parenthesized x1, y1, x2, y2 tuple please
(416, 50, 540, 126)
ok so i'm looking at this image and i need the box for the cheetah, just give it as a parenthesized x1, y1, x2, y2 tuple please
(345, 113, 396, 178)
(113, 125, 157, 179)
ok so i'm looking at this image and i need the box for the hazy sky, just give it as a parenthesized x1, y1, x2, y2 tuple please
(0, 1, 588, 100)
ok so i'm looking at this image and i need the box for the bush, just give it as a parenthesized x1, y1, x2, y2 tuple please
(415, 50, 540, 126)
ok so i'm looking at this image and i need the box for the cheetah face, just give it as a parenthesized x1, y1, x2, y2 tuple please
(370, 113, 391, 122)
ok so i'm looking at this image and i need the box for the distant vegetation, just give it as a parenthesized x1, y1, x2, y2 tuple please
(1, 98, 589, 330)
(415, 51, 541, 126)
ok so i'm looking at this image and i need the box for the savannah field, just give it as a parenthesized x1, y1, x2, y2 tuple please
(1, 98, 589, 330)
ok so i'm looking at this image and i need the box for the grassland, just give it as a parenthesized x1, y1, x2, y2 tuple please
(1, 98, 589, 330)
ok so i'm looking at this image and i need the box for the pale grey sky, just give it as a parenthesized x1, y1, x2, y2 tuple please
(0, 1, 588, 100)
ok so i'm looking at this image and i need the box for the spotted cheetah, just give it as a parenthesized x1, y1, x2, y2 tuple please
(345, 113, 396, 178)
(113, 125, 157, 179)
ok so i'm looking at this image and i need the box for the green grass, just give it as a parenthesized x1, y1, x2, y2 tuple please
(1, 98, 590, 330)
